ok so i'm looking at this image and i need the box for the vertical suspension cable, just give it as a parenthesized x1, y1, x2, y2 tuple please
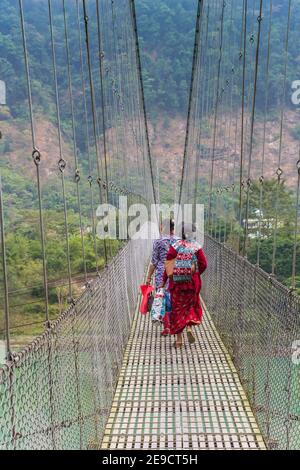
(82, 0, 108, 267)
(229, 0, 245, 246)
(48, 0, 73, 301)
(237, 0, 248, 254)
(243, 0, 257, 180)
(207, 1, 226, 230)
(193, 3, 209, 207)
(19, 0, 49, 324)
(223, 0, 236, 244)
(217, 0, 232, 243)
(243, 0, 263, 257)
(76, 0, 100, 275)
(62, 0, 87, 284)
(119, 4, 134, 195)
(186, 4, 203, 207)
(179, 0, 204, 206)
(292, 150, 300, 289)
(0, 176, 11, 361)
(205, 1, 219, 234)
(96, 0, 112, 258)
(108, 0, 121, 195)
(271, 0, 292, 275)
(130, 0, 157, 206)
(257, 0, 273, 266)
(120, 4, 134, 193)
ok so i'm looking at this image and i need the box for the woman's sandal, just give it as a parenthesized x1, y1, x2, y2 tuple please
(187, 328, 196, 344)
(161, 328, 170, 336)
(173, 339, 183, 349)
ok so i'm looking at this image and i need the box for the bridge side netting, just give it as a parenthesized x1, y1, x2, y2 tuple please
(0, 239, 151, 449)
(202, 235, 300, 450)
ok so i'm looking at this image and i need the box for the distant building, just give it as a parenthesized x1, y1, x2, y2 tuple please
(243, 210, 281, 239)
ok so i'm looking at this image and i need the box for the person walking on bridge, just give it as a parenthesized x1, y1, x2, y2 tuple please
(146, 218, 177, 334)
(161, 223, 207, 348)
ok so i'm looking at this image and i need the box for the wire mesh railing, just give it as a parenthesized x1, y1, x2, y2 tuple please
(0, 238, 151, 450)
(202, 235, 300, 450)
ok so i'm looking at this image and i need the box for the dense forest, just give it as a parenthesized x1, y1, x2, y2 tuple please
(0, 0, 197, 119)
(2, 0, 300, 118)
(136, 0, 197, 116)
(1, 0, 300, 121)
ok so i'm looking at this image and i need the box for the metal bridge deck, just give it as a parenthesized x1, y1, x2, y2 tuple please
(101, 302, 266, 450)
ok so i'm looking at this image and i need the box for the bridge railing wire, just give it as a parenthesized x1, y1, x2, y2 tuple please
(202, 235, 300, 450)
(0, 239, 151, 449)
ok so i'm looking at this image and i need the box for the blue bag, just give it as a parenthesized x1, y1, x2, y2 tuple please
(161, 291, 171, 318)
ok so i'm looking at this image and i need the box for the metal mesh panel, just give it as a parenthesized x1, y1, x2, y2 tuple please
(0, 239, 151, 450)
(202, 235, 300, 450)
(102, 302, 265, 450)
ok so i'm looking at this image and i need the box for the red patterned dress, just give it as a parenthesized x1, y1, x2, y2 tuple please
(163, 244, 207, 335)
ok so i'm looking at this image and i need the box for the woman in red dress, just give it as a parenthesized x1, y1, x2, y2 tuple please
(161, 225, 207, 348)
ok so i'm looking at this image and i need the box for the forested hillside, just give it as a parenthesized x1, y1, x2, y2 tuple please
(0, 0, 196, 121)
(136, 0, 197, 116)
(2, 0, 300, 122)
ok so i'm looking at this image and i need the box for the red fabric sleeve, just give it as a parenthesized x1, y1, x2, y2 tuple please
(166, 246, 177, 260)
(196, 249, 208, 275)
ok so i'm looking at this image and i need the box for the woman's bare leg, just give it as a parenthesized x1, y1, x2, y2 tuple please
(174, 333, 183, 348)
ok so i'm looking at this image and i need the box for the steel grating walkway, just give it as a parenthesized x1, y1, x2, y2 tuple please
(101, 302, 266, 450)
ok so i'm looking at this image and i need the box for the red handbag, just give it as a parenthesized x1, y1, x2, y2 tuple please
(140, 284, 155, 314)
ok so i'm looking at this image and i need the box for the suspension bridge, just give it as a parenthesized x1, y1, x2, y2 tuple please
(0, 0, 299, 450)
